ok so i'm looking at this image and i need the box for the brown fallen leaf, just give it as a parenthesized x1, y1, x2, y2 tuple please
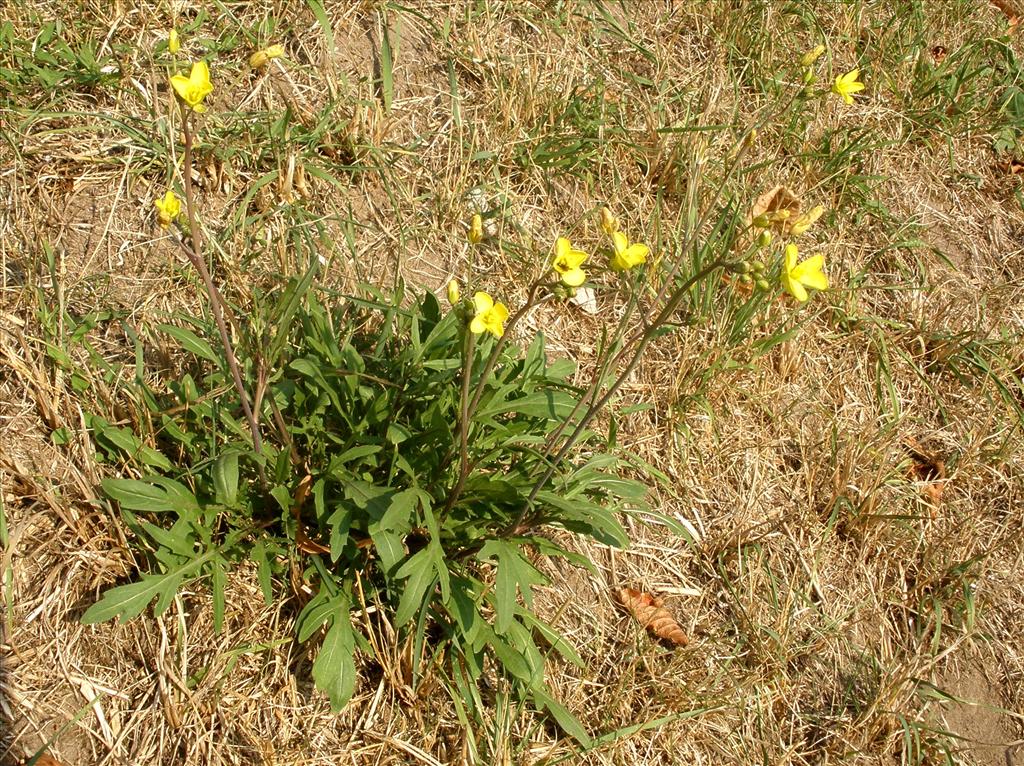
(615, 587, 688, 647)
(748, 185, 802, 232)
(996, 158, 1024, 176)
(904, 438, 947, 508)
(991, 0, 1020, 31)
(25, 754, 66, 766)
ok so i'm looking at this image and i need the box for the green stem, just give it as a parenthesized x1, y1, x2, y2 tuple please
(508, 256, 729, 535)
(179, 114, 265, 474)
(442, 329, 476, 516)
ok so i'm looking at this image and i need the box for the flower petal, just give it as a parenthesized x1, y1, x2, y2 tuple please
(555, 237, 570, 258)
(784, 244, 799, 273)
(791, 254, 829, 290)
(625, 243, 649, 263)
(473, 292, 493, 315)
(492, 302, 509, 322)
(612, 231, 628, 255)
(562, 268, 586, 287)
(781, 271, 808, 302)
(469, 316, 487, 334)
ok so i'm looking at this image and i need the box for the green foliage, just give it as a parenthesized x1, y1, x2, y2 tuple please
(81, 277, 645, 742)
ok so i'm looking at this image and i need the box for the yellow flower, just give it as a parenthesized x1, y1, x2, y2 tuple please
(168, 29, 180, 54)
(447, 279, 460, 304)
(170, 61, 213, 112)
(600, 207, 619, 236)
(610, 231, 649, 271)
(789, 205, 825, 236)
(154, 190, 181, 228)
(469, 292, 509, 338)
(832, 68, 865, 105)
(468, 213, 484, 244)
(249, 44, 285, 69)
(800, 44, 825, 67)
(781, 244, 829, 302)
(551, 237, 588, 288)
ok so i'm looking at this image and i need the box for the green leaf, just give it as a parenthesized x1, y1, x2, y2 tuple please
(101, 478, 197, 514)
(266, 264, 319, 366)
(253, 541, 274, 605)
(158, 323, 219, 364)
(97, 425, 173, 471)
(212, 451, 240, 506)
(312, 603, 357, 711)
(481, 624, 532, 682)
(534, 491, 629, 548)
(393, 547, 438, 625)
(477, 390, 577, 420)
(518, 610, 584, 667)
(82, 567, 191, 624)
(533, 688, 592, 746)
(477, 540, 547, 634)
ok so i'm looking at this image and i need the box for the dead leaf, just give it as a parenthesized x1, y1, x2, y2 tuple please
(748, 185, 802, 231)
(615, 587, 688, 647)
(904, 438, 947, 508)
(570, 285, 598, 314)
(292, 474, 330, 555)
(996, 158, 1024, 175)
(25, 755, 66, 766)
(991, 0, 1020, 32)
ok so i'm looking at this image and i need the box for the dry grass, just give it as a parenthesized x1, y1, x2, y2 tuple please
(2, 1, 1024, 764)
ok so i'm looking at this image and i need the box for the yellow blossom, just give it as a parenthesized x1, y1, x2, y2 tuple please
(154, 190, 181, 228)
(800, 44, 825, 67)
(609, 231, 649, 271)
(781, 244, 829, 303)
(447, 279, 460, 304)
(789, 205, 825, 236)
(168, 29, 180, 54)
(249, 44, 285, 69)
(551, 237, 588, 288)
(468, 213, 484, 244)
(469, 292, 509, 338)
(170, 61, 213, 112)
(832, 68, 865, 105)
(600, 207, 619, 236)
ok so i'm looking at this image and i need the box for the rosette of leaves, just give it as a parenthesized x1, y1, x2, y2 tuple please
(82, 274, 646, 745)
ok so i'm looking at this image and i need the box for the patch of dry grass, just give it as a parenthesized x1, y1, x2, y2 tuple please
(2, 1, 1023, 764)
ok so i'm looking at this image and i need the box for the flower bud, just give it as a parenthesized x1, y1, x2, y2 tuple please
(800, 44, 826, 67)
(802, 69, 816, 85)
(600, 206, 619, 236)
(265, 44, 285, 59)
(168, 29, 180, 54)
(249, 50, 269, 69)
(447, 279, 460, 304)
(755, 278, 771, 291)
(756, 230, 772, 248)
(468, 213, 484, 244)
(752, 214, 771, 229)
(730, 261, 751, 274)
(750, 259, 766, 274)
